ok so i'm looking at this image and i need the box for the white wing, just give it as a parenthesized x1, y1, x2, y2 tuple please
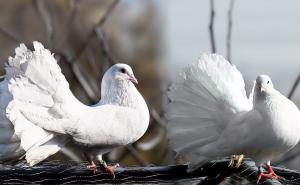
(6, 42, 78, 165)
(166, 54, 252, 164)
(67, 104, 142, 147)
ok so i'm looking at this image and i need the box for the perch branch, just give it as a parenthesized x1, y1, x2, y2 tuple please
(0, 159, 295, 184)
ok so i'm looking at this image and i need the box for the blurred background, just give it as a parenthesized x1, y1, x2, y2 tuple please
(0, 0, 300, 182)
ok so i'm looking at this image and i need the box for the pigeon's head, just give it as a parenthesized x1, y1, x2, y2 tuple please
(253, 75, 275, 104)
(103, 64, 138, 84)
(255, 75, 274, 94)
(101, 63, 141, 105)
(102, 63, 138, 86)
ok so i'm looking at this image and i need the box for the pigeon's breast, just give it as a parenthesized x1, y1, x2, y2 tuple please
(260, 96, 300, 154)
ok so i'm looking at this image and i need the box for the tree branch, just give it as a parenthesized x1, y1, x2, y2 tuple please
(209, 0, 216, 53)
(226, 0, 235, 63)
(0, 27, 21, 43)
(33, 0, 54, 44)
(69, 0, 120, 63)
(95, 27, 117, 65)
(56, 0, 80, 48)
(288, 73, 300, 99)
(0, 159, 294, 184)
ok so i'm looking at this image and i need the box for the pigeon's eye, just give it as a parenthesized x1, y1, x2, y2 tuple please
(267, 80, 270, 84)
(120, 68, 126, 73)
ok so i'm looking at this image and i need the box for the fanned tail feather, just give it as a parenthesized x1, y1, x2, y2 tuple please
(166, 54, 252, 165)
(5, 42, 72, 165)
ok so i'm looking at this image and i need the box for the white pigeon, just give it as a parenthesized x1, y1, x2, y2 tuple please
(5, 41, 149, 177)
(166, 53, 300, 182)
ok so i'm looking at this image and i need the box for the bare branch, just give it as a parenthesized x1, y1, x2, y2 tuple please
(288, 73, 300, 99)
(275, 151, 299, 166)
(95, 27, 117, 65)
(56, 0, 80, 48)
(33, 0, 54, 44)
(125, 145, 148, 166)
(70, 0, 120, 63)
(226, 0, 235, 63)
(0, 27, 21, 43)
(135, 131, 162, 151)
(54, 52, 97, 103)
(0, 159, 292, 184)
(72, 63, 98, 101)
(209, 0, 216, 53)
(149, 107, 166, 128)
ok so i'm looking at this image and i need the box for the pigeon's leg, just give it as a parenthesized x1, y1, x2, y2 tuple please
(97, 155, 120, 179)
(84, 153, 98, 173)
(228, 154, 244, 168)
(256, 161, 284, 184)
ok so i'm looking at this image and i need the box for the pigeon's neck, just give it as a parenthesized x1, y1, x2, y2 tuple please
(253, 90, 281, 114)
(100, 80, 141, 108)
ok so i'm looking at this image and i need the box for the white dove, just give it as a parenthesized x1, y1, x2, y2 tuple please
(5, 41, 149, 177)
(166, 53, 300, 183)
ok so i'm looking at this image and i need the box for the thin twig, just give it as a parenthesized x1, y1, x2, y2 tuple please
(135, 130, 162, 151)
(95, 27, 117, 65)
(69, 0, 120, 63)
(226, 0, 235, 63)
(125, 145, 148, 166)
(56, 0, 80, 48)
(54, 52, 97, 103)
(288, 73, 300, 99)
(209, 0, 216, 53)
(33, 0, 54, 44)
(0, 27, 21, 43)
(149, 107, 166, 128)
(72, 63, 98, 101)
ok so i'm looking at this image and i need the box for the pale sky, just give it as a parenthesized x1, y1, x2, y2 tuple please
(159, 0, 300, 104)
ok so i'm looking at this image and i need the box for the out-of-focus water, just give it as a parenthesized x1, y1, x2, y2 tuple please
(159, 0, 300, 105)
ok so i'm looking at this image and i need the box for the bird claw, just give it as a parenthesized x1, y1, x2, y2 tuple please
(85, 159, 119, 178)
(86, 161, 98, 174)
(99, 160, 120, 179)
(228, 154, 244, 168)
(256, 164, 284, 184)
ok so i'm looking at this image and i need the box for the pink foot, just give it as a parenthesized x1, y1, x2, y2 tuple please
(256, 164, 283, 184)
(86, 160, 98, 174)
(99, 160, 120, 179)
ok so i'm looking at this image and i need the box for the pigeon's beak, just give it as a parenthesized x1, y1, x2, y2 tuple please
(257, 85, 266, 93)
(128, 74, 138, 84)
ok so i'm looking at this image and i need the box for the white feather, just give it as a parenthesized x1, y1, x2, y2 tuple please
(167, 53, 300, 171)
(5, 42, 75, 165)
(167, 54, 251, 156)
(5, 42, 149, 165)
